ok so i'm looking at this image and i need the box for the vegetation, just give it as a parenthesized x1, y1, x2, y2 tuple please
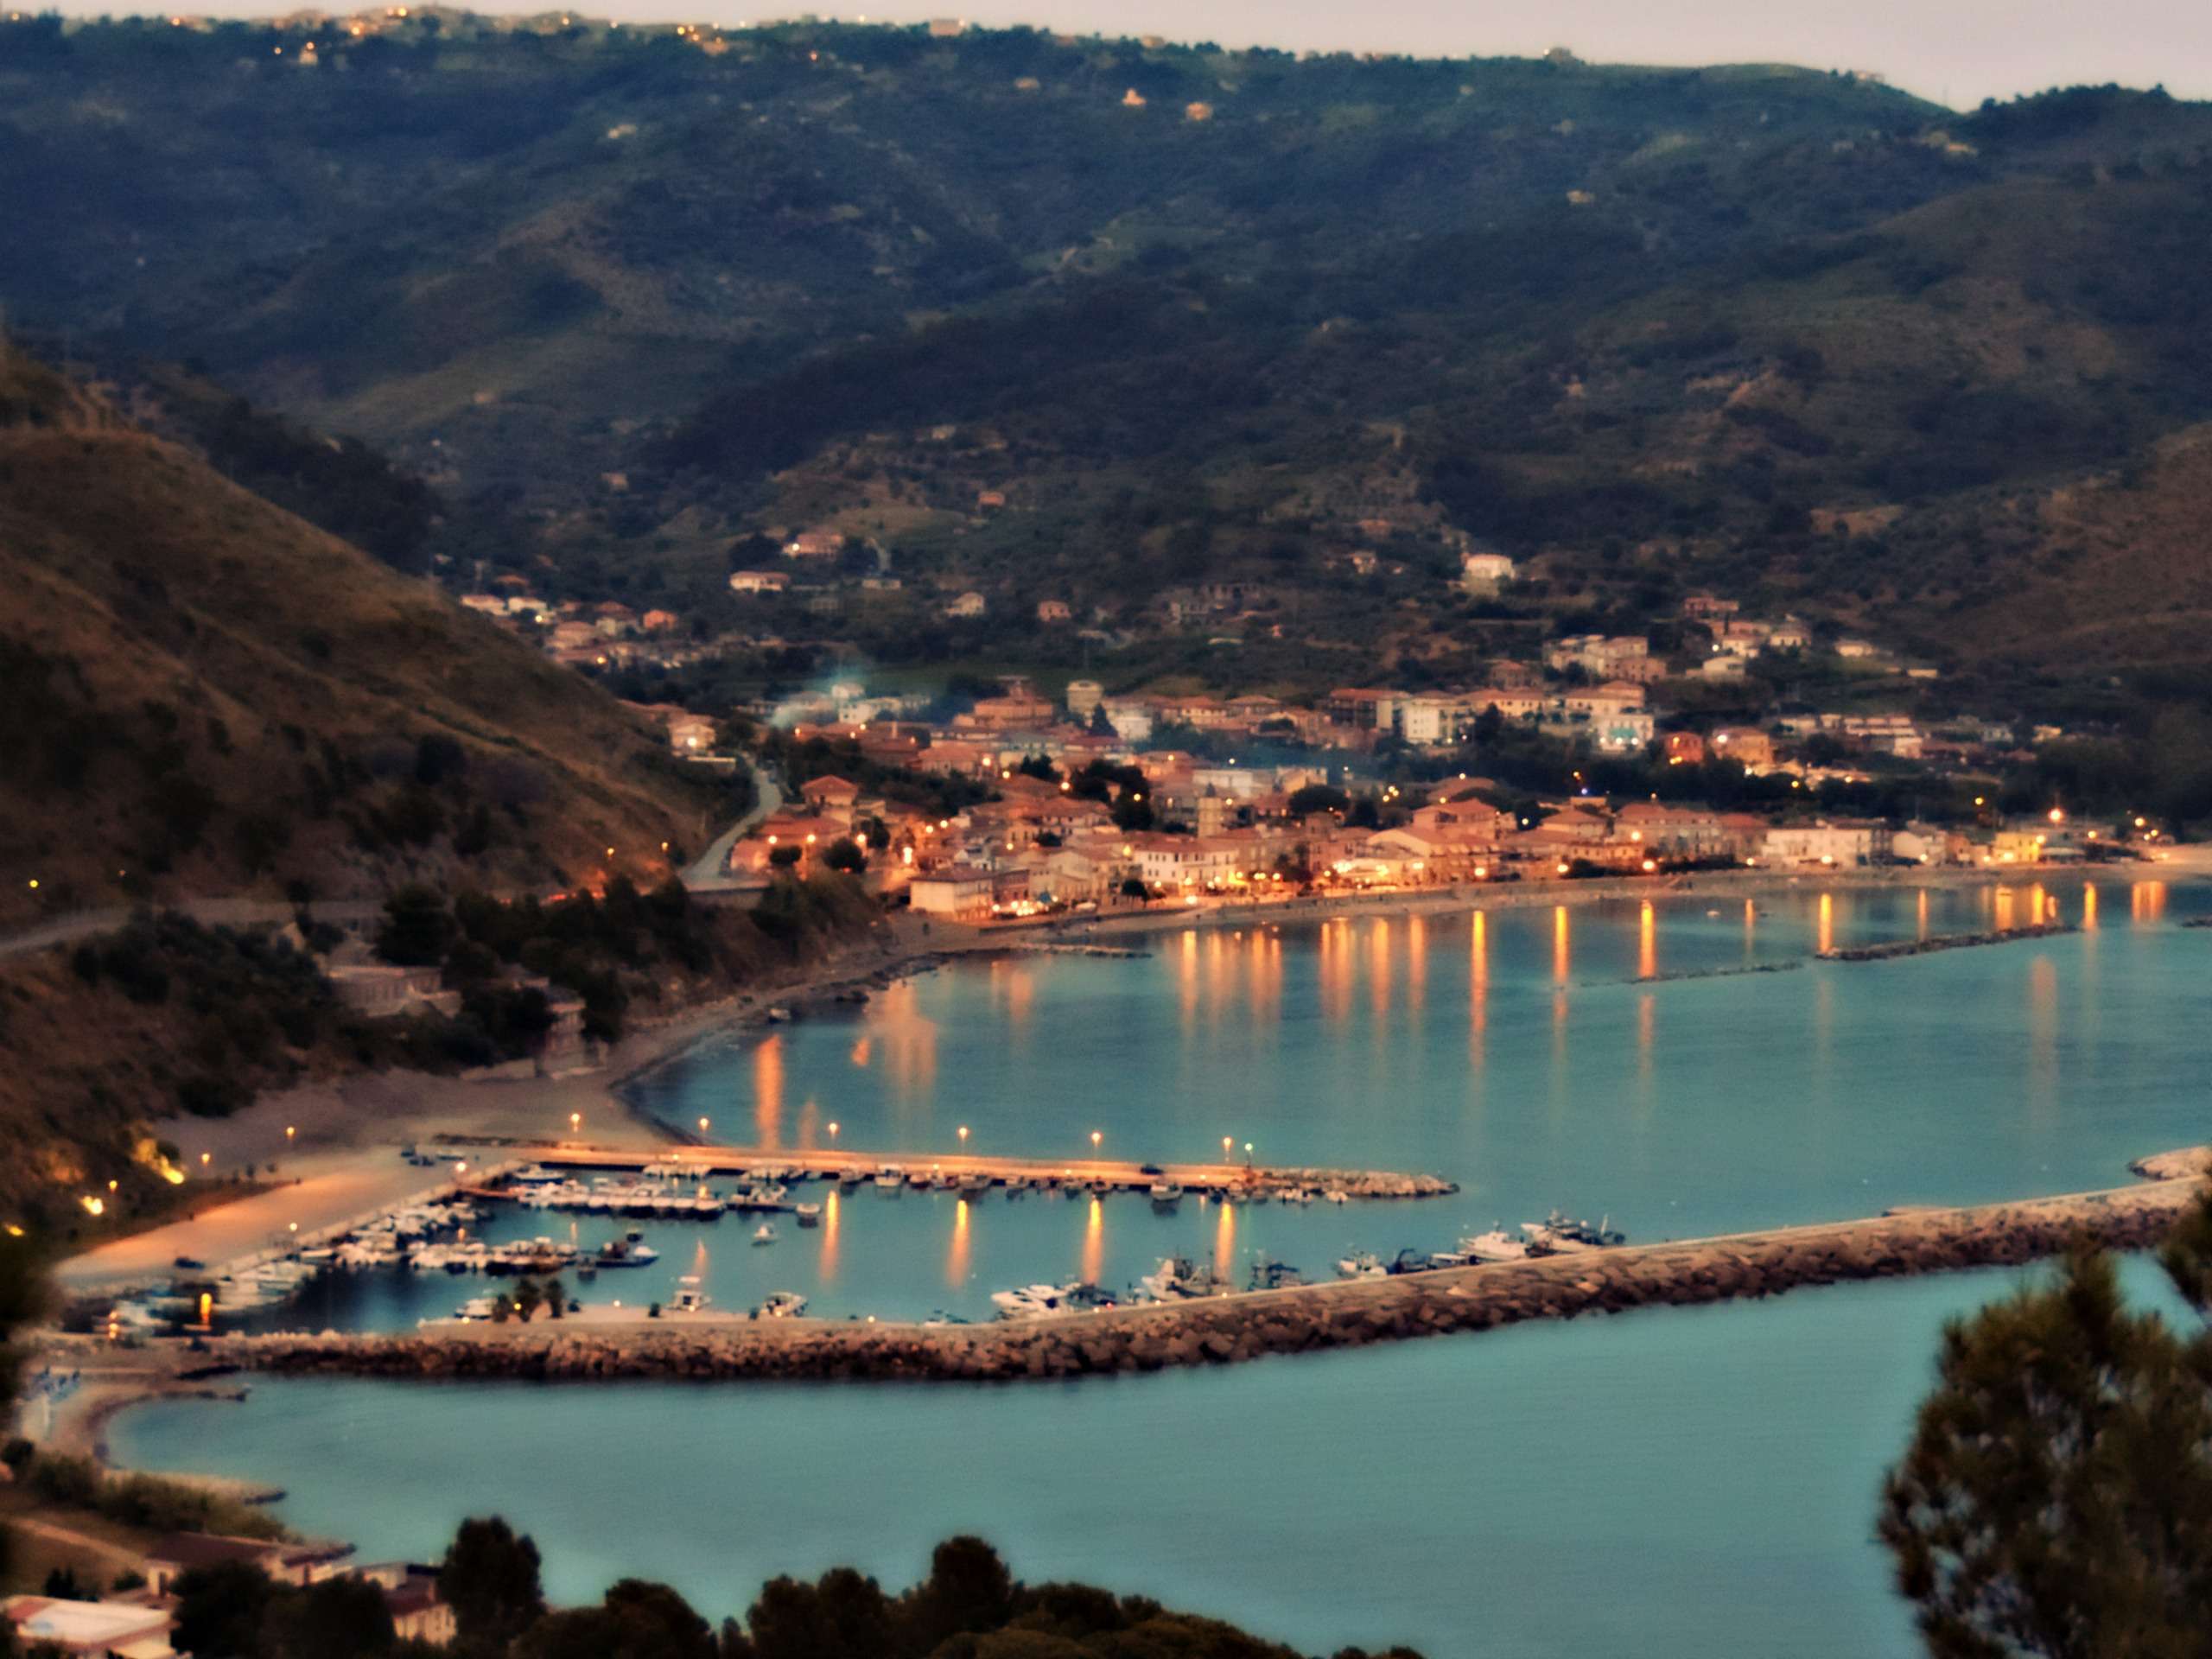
(7, 21, 2212, 747)
(1882, 1184, 2212, 1656)
(0, 347, 720, 930)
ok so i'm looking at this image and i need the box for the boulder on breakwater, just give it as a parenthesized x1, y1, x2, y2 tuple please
(222, 1174, 2200, 1387)
(1819, 922, 2075, 963)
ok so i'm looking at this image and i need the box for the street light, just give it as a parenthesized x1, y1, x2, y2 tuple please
(569, 1112, 582, 1135)
(285, 1125, 296, 1142)
(957, 1125, 969, 1145)
(1090, 1130, 1103, 1151)
(699, 1116, 711, 1135)
(828, 1122, 840, 1139)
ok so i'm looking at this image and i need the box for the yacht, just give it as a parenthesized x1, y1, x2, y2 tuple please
(756, 1291, 809, 1319)
(1246, 1256, 1306, 1292)
(1460, 1227, 1529, 1264)
(1136, 1256, 1220, 1301)
(991, 1282, 1086, 1320)
(454, 1295, 497, 1320)
(793, 1203, 822, 1227)
(751, 1223, 779, 1246)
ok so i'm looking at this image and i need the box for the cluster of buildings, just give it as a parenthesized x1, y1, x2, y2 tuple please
(692, 654, 2134, 917)
(3, 1531, 454, 1656)
(457, 582, 690, 671)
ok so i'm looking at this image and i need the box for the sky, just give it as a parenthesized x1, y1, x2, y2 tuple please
(81, 0, 2212, 108)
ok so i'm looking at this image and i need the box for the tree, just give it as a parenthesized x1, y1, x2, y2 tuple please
(438, 1517, 545, 1654)
(173, 1560, 278, 1659)
(376, 885, 454, 967)
(513, 1278, 543, 1323)
(747, 1569, 892, 1659)
(543, 1276, 566, 1319)
(1118, 878, 1150, 901)
(907, 1536, 1014, 1650)
(518, 1580, 715, 1659)
(1880, 1188, 2212, 1656)
(264, 1575, 396, 1659)
(1286, 784, 1347, 818)
(823, 837, 866, 874)
(768, 844, 803, 869)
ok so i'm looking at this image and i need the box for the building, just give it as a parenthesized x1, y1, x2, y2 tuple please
(1662, 731, 1707, 766)
(946, 591, 988, 619)
(907, 872, 995, 919)
(3, 1597, 178, 1657)
(1761, 820, 1885, 867)
(458, 593, 508, 617)
(1036, 600, 1071, 624)
(145, 1534, 354, 1598)
(1710, 727, 1776, 768)
(1459, 550, 1517, 591)
(666, 715, 716, 754)
(782, 530, 847, 559)
(1124, 835, 1250, 890)
(1064, 679, 1104, 719)
(354, 1563, 459, 1647)
(728, 569, 790, 594)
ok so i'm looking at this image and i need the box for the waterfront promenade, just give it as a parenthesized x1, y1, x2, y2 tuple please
(174, 1149, 2209, 1386)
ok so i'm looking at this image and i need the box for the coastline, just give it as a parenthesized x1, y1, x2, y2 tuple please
(53, 1151, 2210, 1399)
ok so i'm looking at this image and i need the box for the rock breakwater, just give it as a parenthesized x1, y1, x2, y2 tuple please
(222, 1173, 2201, 1386)
(1819, 922, 2076, 962)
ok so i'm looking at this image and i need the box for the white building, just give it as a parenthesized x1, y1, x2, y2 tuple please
(1760, 821, 1883, 867)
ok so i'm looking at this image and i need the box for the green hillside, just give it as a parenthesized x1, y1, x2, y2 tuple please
(7, 15, 2212, 697)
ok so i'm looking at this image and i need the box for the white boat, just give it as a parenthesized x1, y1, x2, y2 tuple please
(873, 1166, 905, 1192)
(1136, 1256, 1220, 1301)
(1521, 1222, 1595, 1255)
(1460, 1227, 1529, 1264)
(751, 1224, 778, 1246)
(1147, 1182, 1184, 1205)
(793, 1203, 822, 1227)
(1323, 1188, 1350, 1205)
(595, 1239, 658, 1268)
(454, 1295, 496, 1320)
(991, 1283, 1077, 1320)
(671, 1275, 710, 1314)
(1333, 1252, 1388, 1281)
(757, 1291, 808, 1319)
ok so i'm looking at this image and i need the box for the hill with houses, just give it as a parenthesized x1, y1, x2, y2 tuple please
(5, 14, 2212, 722)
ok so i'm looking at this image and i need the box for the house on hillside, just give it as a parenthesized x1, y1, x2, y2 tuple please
(145, 1535, 354, 1598)
(3, 1597, 179, 1657)
(946, 591, 988, 619)
(728, 569, 790, 594)
(782, 531, 847, 559)
(1035, 600, 1072, 624)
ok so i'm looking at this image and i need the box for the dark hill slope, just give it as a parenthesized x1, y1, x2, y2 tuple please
(0, 347, 713, 928)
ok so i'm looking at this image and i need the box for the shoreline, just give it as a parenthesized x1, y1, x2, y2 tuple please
(45, 1149, 2210, 1406)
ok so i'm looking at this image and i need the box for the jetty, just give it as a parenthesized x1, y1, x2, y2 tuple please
(504, 1142, 1458, 1202)
(193, 1152, 2211, 1387)
(1818, 921, 2077, 962)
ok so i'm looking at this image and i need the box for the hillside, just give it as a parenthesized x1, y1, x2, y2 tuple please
(7, 16, 2212, 701)
(0, 346, 718, 929)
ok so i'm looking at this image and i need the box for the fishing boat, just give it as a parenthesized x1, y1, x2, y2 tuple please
(594, 1239, 659, 1268)
(1147, 1182, 1184, 1206)
(1333, 1251, 1388, 1281)
(1460, 1226, 1529, 1263)
(1246, 1256, 1306, 1291)
(671, 1275, 711, 1314)
(756, 1291, 808, 1319)
(751, 1223, 778, 1246)
(1136, 1256, 1221, 1301)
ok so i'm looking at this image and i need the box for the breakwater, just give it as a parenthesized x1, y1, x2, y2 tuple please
(216, 1166, 2204, 1386)
(521, 1144, 1458, 1202)
(1818, 921, 2077, 962)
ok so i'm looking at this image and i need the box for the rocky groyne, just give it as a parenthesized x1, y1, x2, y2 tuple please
(219, 1170, 2203, 1386)
(1819, 921, 2077, 962)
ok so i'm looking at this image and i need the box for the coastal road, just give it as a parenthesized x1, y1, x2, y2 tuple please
(55, 1153, 487, 1296)
(681, 755, 782, 893)
(0, 899, 381, 963)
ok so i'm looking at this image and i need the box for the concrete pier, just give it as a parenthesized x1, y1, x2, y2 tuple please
(509, 1142, 1459, 1201)
(209, 1159, 2209, 1387)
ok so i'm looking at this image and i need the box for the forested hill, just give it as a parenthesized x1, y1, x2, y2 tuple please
(8, 13, 2212, 696)
(0, 345, 718, 928)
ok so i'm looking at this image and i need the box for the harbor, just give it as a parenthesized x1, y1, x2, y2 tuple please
(144, 1149, 2209, 1383)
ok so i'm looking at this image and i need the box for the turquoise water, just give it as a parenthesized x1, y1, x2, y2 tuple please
(275, 878, 2209, 1330)
(118, 875, 2212, 1656)
(112, 1260, 2183, 1658)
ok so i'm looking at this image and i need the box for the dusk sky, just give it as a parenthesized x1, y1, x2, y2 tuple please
(127, 0, 2212, 108)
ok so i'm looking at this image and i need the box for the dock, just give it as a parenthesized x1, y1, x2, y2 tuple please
(506, 1141, 1455, 1201)
(213, 1153, 2212, 1386)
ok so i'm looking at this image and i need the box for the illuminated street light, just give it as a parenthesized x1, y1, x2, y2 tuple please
(828, 1122, 840, 1138)
(957, 1125, 969, 1144)
(1090, 1130, 1103, 1150)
